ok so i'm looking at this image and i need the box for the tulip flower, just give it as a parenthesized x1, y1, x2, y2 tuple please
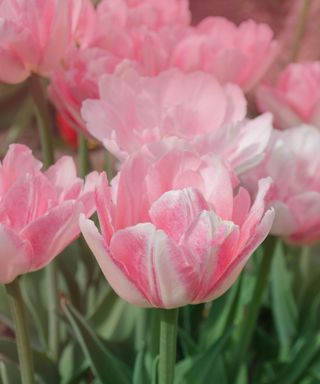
(82, 68, 272, 172)
(242, 125, 320, 244)
(0, 144, 97, 283)
(169, 17, 278, 92)
(80, 147, 274, 308)
(0, 0, 95, 84)
(256, 61, 320, 129)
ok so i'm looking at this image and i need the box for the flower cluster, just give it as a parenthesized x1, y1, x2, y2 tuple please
(1, 0, 319, 314)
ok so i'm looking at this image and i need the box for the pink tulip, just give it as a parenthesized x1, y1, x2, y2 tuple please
(95, 0, 190, 31)
(80, 148, 274, 308)
(49, 47, 122, 133)
(169, 17, 278, 92)
(0, 0, 95, 84)
(256, 62, 320, 129)
(0, 144, 98, 283)
(82, 68, 272, 172)
(242, 125, 320, 244)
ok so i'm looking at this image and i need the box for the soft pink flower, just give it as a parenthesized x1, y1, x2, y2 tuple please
(95, 0, 190, 31)
(242, 125, 320, 244)
(256, 62, 320, 129)
(0, 144, 97, 283)
(0, 0, 95, 84)
(170, 17, 278, 92)
(82, 68, 272, 171)
(80, 148, 274, 308)
(49, 47, 122, 133)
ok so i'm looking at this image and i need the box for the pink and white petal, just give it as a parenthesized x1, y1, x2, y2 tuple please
(223, 83, 247, 123)
(0, 225, 33, 284)
(270, 201, 297, 236)
(110, 223, 196, 308)
(77, 171, 100, 218)
(45, 156, 78, 194)
(0, 47, 29, 84)
(239, 177, 272, 250)
(181, 210, 239, 301)
(2, 174, 57, 232)
(0, 144, 42, 194)
(206, 208, 274, 302)
(232, 187, 251, 227)
(149, 187, 208, 244)
(21, 201, 83, 271)
(95, 172, 114, 243)
(79, 215, 150, 307)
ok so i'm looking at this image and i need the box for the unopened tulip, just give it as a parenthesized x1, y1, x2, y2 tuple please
(256, 62, 320, 129)
(0, 144, 97, 283)
(80, 148, 274, 308)
(0, 0, 95, 83)
(243, 125, 320, 244)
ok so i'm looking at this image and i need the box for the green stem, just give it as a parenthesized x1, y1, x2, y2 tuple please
(231, 236, 278, 381)
(290, 0, 313, 62)
(28, 74, 54, 168)
(78, 134, 90, 178)
(6, 279, 35, 384)
(158, 308, 179, 384)
(28, 73, 59, 360)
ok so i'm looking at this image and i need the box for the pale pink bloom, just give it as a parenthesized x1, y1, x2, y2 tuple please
(82, 68, 272, 171)
(0, 0, 95, 84)
(95, 0, 190, 31)
(243, 125, 320, 244)
(80, 148, 274, 308)
(170, 17, 278, 92)
(49, 47, 122, 133)
(0, 144, 98, 283)
(256, 62, 320, 129)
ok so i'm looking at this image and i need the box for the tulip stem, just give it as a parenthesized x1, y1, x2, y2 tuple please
(29, 73, 59, 360)
(28, 74, 55, 169)
(290, 0, 313, 62)
(78, 134, 90, 178)
(6, 279, 35, 384)
(158, 308, 179, 384)
(230, 236, 278, 381)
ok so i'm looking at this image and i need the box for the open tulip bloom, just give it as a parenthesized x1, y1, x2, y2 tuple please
(80, 147, 274, 308)
(0, 144, 97, 283)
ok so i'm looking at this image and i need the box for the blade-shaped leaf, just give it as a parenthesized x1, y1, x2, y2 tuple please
(62, 301, 131, 384)
(0, 338, 59, 384)
(271, 241, 298, 360)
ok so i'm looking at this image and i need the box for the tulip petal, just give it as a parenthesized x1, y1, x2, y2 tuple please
(21, 201, 82, 271)
(95, 172, 114, 243)
(207, 208, 274, 302)
(0, 225, 33, 284)
(149, 187, 208, 244)
(110, 223, 196, 308)
(79, 215, 150, 307)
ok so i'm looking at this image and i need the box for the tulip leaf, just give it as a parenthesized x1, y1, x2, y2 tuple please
(175, 330, 230, 384)
(88, 286, 137, 342)
(0, 338, 59, 384)
(266, 333, 320, 384)
(133, 346, 149, 384)
(62, 301, 131, 384)
(59, 342, 89, 384)
(0, 360, 21, 384)
(271, 241, 298, 359)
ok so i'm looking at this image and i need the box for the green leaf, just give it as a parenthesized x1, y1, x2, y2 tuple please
(59, 342, 89, 384)
(266, 334, 320, 384)
(175, 330, 230, 384)
(0, 360, 21, 384)
(62, 301, 131, 384)
(0, 338, 59, 384)
(133, 347, 149, 384)
(271, 241, 298, 359)
(88, 287, 137, 341)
